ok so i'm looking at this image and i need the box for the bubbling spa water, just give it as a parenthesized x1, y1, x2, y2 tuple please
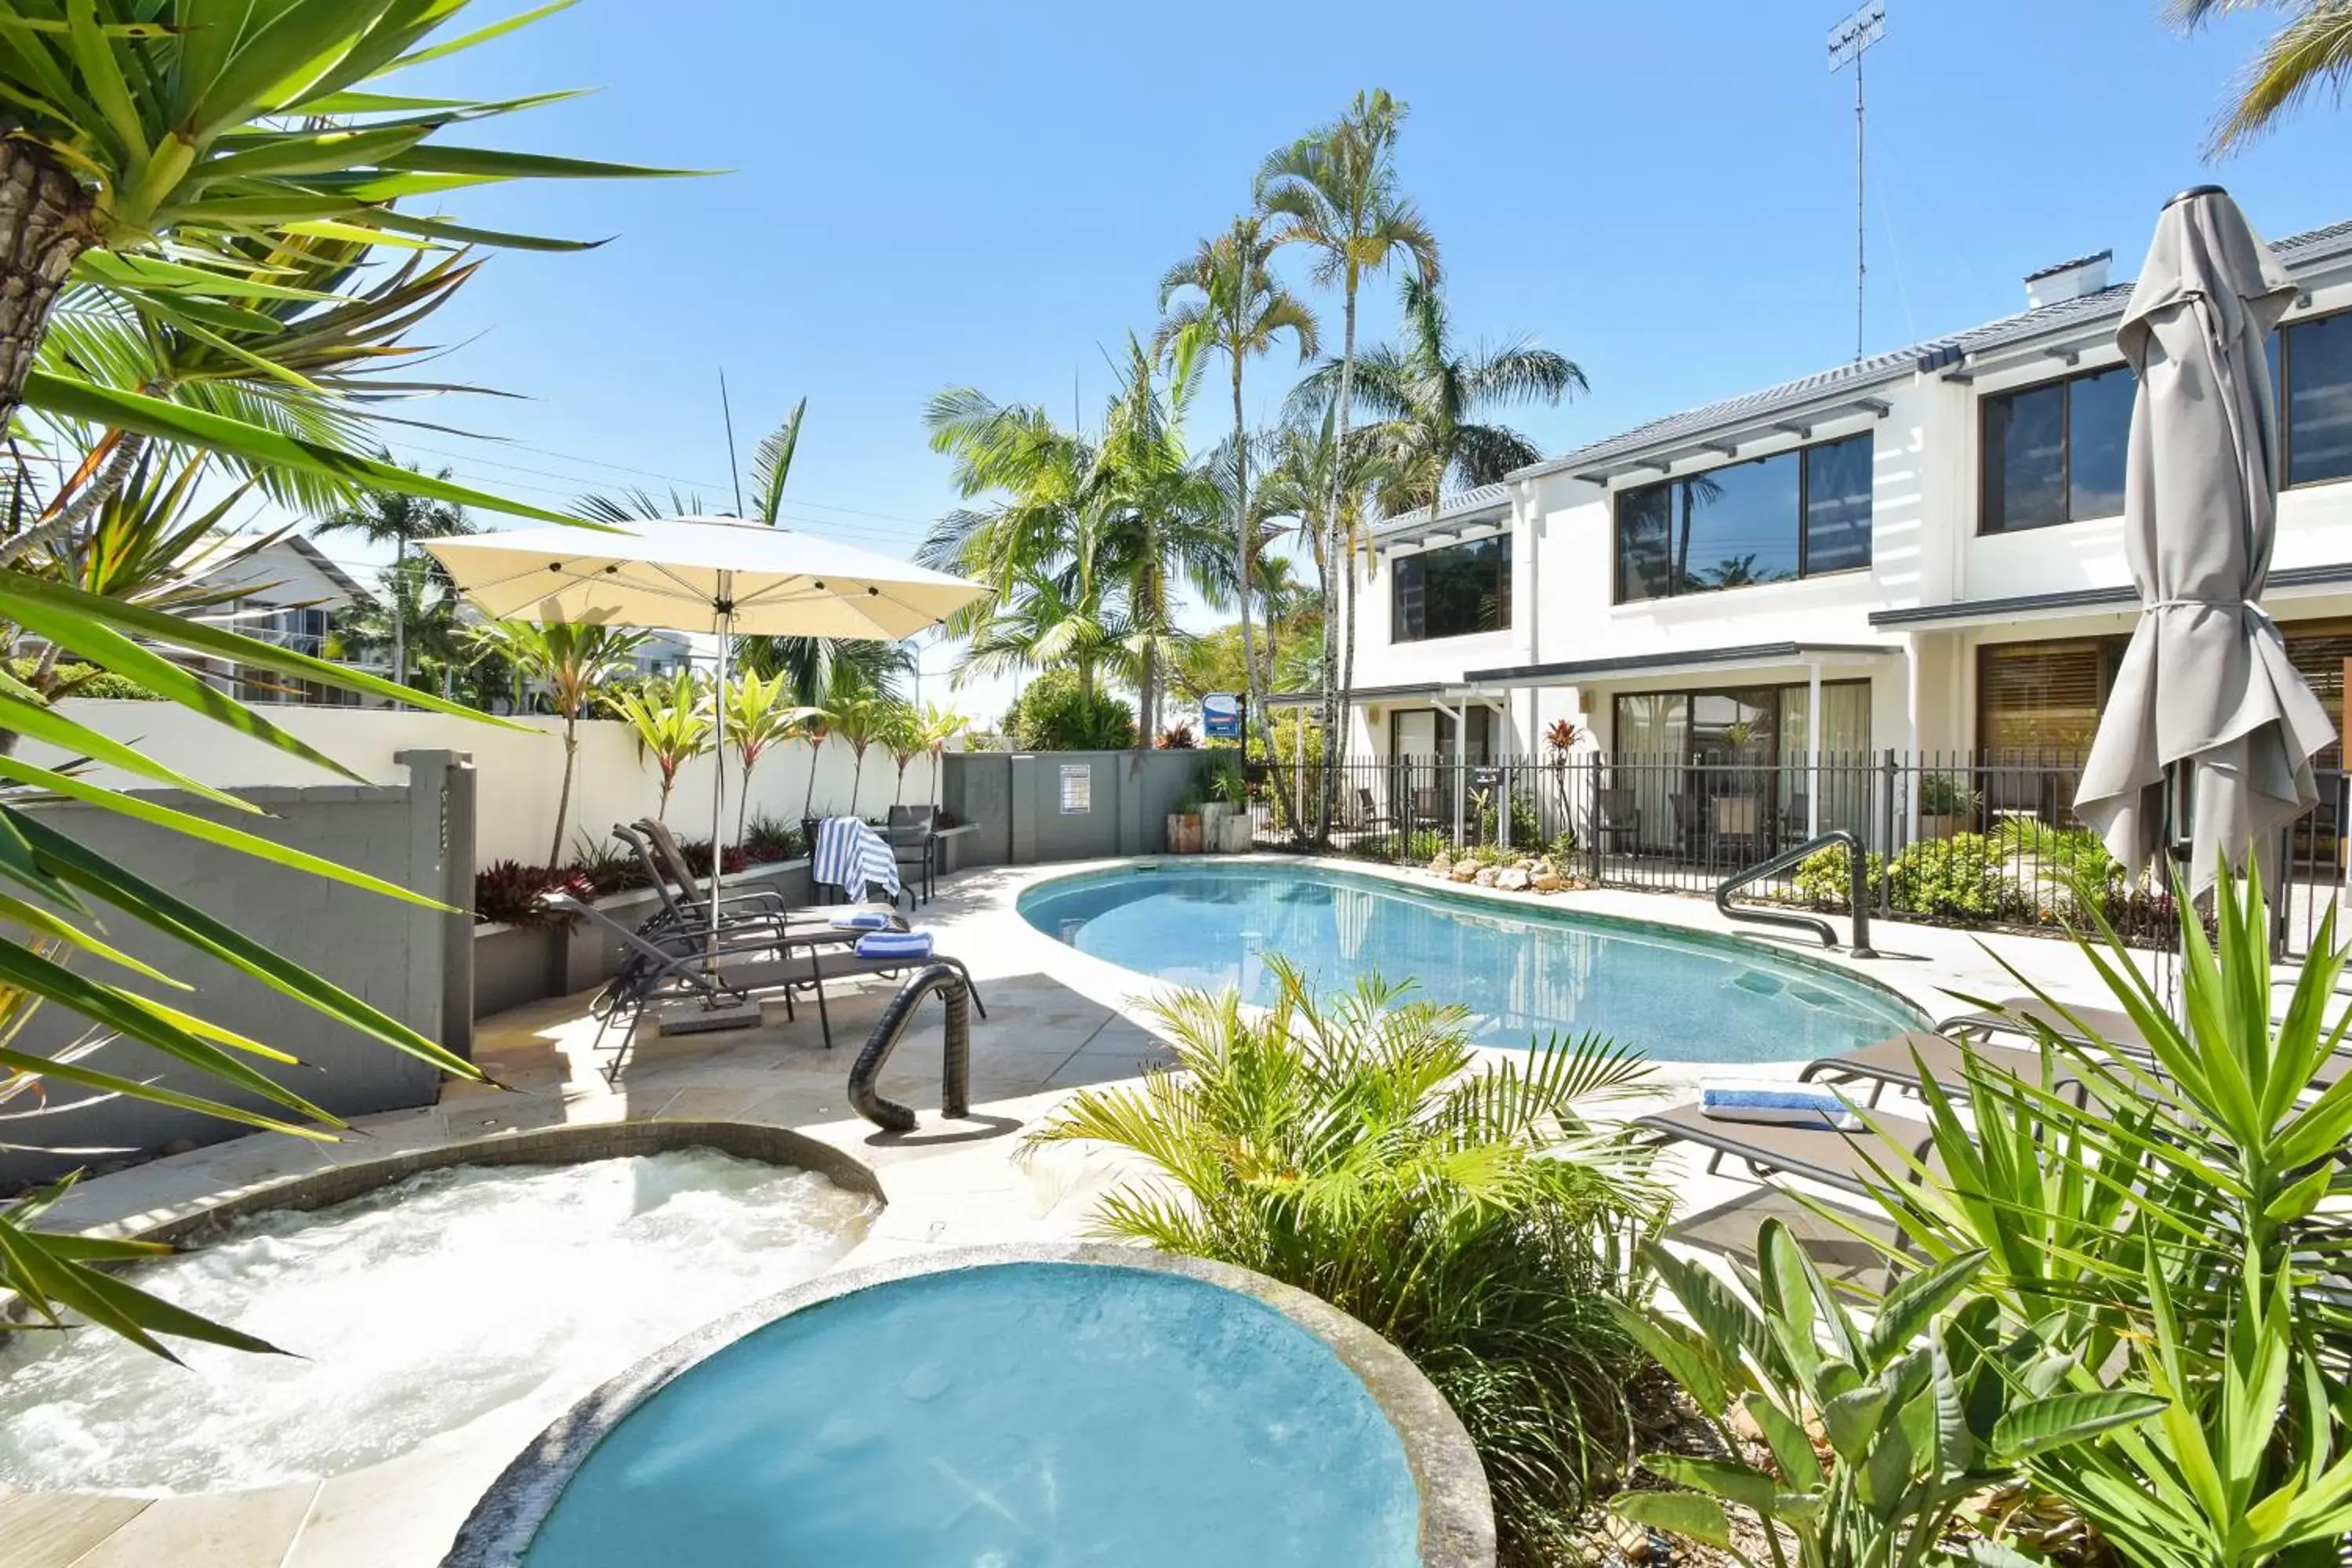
(0, 1149, 878, 1494)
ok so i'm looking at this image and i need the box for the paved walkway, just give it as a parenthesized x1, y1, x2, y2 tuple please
(2, 857, 2164, 1566)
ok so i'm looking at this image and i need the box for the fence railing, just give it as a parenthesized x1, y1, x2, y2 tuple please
(1245, 750, 2348, 956)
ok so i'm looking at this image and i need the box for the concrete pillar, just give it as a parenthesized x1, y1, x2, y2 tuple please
(397, 748, 474, 1063)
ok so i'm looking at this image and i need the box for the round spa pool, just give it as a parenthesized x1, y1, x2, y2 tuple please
(0, 1143, 879, 1494)
(1018, 860, 1923, 1064)
(449, 1245, 1492, 1568)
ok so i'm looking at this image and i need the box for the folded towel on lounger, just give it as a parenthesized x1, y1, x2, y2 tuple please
(1699, 1081, 1860, 1131)
(829, 912, 894, 930)
(855, 930, 934, 960)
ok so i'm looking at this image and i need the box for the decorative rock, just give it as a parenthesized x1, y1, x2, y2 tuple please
(1532, 873, 1570, 893)
(1428, 854, 1454, 877)
(1534, 856, 1557, 877)
(1450, 863, 1481, 883)
(1472, 866, 1501, 887)
(1495, 867, 1532, 891)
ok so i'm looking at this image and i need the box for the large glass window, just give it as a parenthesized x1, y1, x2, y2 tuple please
(1977, 641, 2114, 757)
(1613, 431, 1874, 603)
(1980, 364, 2134, 533)
(1608, 681, 1872, 851)
(1392, 535, 1511, 642)
(2280, 310, 2352, 488)
(1802, 434, 1874, 575)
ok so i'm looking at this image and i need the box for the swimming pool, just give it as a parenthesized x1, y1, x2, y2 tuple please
(448, 1245, 1493, 1568)
(1017, 861, 1922, 1064)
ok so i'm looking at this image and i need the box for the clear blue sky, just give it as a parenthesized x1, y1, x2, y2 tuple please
(348, 0, 2349, 721)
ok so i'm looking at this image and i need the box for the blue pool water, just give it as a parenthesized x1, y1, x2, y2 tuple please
(521, 1262, 1417, 1567)
(1018, 862, 1922, 1064)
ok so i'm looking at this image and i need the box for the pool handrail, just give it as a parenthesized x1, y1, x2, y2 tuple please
(1716, 828, 1876, 957)
(847, 962, 972, 1131)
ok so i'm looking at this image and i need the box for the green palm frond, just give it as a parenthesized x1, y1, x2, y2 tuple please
(2176, 0, 2352, 155)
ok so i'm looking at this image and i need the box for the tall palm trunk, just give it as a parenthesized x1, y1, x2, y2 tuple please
(0, 146, 99, 585)
(1234, 362, 1299, 840)
(1317, 271, 1360, 843)
(0, 143, 92, 439)
(549, 720, 578, 869)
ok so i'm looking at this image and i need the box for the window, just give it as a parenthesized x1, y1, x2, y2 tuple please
(1976, 640, 2116, 757)
(1980, 364, 2133, 532)
(2278, 310, 2352, 488)
(1608, 681, 1873, 851)
(1613, 432, 1873, 603)
(1392, 535, 1510, 642)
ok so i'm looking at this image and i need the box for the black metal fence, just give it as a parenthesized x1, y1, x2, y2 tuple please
(1248, 751, 2349, 956)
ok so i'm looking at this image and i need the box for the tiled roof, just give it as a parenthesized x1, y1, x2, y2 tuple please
(2024, 249, 2111, 282)
(1370, 481, 1512, 535)
(1515, 214, 2352, 483)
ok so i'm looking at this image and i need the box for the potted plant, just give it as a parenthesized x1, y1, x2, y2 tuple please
(1918, 772, 1982, 840)
(1169, 782, 1205, 855)
(1200, 752, 1250, 852)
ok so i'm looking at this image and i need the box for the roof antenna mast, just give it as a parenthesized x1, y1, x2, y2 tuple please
(1829, 1, 1887, 363)
(719, 368, 746, 518)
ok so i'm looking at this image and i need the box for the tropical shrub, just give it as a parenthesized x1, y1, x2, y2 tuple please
(474, 861, 596, 927)
(1156, 721, 1196, 750)
(1617, 1221, 2161, 1568)
(1791, 843, 1886, 909)
(1473, 786, 1541, 848)
(1198, 748, 1247, 806)
(6, 657, 156, 702)
(568, 834, 650, 898)
(1004, 668, 1138, 751)
(1916, 771, 1983, 818)
(1886, 832, 2009, 920)
(1854, 865, 2352, 1568)
(1026, 963, 1668, 1563)
(603, 669, 713, 822)
(1991, 818, 2125, 924)
(1346, 828, 1448, 863)
(741, 815, 804, 864)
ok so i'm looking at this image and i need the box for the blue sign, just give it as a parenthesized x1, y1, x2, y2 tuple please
(1202, 691, 1243, 739)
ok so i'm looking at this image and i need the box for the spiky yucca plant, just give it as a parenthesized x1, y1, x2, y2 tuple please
(1027, 959, 1668, 1565)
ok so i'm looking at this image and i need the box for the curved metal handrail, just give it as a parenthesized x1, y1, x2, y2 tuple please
(1716, 829, 1876, 957)
(847, 963, 973, 1131)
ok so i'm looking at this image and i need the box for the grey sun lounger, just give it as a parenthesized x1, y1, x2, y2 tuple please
(786, 943, 988, 1050)
(1944, 994, 2352, 1096)
(1633, 1102, 1942, 1200)
(622, 821, 897, 936)
(1801, 1031, 2085, 1108)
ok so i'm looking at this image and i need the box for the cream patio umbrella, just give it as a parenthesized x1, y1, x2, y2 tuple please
(422, 516, 989, 955)
(2075, 187, 2333, 905)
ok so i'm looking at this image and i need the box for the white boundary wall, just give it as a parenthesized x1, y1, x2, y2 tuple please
(40, 701, 941, 867)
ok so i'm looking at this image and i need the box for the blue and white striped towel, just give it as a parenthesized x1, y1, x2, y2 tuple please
(829, 911, 894, 931)
(812, 816, 901, 904)
(856, 930, 934, 960)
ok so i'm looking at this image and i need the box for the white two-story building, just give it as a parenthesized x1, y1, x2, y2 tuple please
(1315, 212, 2352, 847)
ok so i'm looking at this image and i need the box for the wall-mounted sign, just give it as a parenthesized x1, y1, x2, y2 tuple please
(1202, 691, 1243, 740)
(1058, 764, 1092, 815)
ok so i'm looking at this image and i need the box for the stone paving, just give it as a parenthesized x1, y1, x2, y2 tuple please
(1, 857, 2159, 1566)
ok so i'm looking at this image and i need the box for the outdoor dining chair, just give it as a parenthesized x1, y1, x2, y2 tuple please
(884, 805, 938, 906)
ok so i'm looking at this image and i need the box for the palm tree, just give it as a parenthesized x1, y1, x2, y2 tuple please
(312, 474, 477, 689)
(331, 561, 474, 700)
(468, 618, 650, 868)
(603, 669, 713, 822)
(917, 704, 970, 813)
(920, 388, 1096, 649)
(735, 633, 912, 707)
(1257, 89, 1439, 835)
(826, 691, 898, 818)
(1084, 338, 1231, 739)
(721, 668, 805, 844)
(1290, 274, 1582, 516)
(2176, 0, 2352, 155)
(1158, 217, 1318, 821)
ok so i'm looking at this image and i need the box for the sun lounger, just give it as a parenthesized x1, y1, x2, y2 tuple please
(1801, 1030, 2083, 1107)
(1944, 993, 2352, 1096)
(1632, 1101, 1940, 1200)
(625, 819, 896, 934)
(786, 942, 989, 1051)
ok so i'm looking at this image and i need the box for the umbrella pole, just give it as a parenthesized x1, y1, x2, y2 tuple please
(710, 583, 731, 971)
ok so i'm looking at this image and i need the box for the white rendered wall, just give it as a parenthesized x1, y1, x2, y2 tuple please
(36, 701, 940, 867)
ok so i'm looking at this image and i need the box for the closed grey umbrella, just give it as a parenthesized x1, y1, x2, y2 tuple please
(2074, 187, 2332, 893)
